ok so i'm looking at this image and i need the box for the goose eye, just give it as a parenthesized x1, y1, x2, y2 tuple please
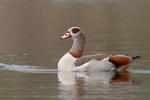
(65, 33, 68, 36)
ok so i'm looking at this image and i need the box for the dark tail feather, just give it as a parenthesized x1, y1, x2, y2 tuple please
(132, 56, 141, 60)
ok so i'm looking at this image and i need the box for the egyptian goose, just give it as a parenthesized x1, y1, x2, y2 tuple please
(58, 27, 140, 72)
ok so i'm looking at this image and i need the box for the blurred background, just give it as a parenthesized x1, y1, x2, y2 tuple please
(0, 0, 150, 100)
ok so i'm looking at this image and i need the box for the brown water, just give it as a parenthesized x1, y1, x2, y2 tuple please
(0, 0, 150, 100)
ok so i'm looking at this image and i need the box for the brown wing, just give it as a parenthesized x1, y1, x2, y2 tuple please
(109, 55, 133, 65)
(109, 55, 133, 71)
(74, 54, 133, 67)
(74, 54, 111, 66)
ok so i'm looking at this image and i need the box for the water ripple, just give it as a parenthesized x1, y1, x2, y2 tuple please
(130, 70, 150, 74)
(0, 63, 57, 73)
(0, 63, 150, 75)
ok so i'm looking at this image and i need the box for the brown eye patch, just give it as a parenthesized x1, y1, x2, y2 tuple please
(72, 28, 80, 34)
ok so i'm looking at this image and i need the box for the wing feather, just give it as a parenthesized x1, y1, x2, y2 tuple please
(74, 54, 110, 66)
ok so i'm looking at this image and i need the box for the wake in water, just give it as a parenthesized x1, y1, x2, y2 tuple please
(0, 62, 149, 74)
(130, 70, 150, 74)
(0, 63, 57, 73)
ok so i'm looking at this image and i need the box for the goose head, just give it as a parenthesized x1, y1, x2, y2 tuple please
(61, 27, 82, 40)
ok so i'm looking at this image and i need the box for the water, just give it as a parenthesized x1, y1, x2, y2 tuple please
(0, 0, 150, 100)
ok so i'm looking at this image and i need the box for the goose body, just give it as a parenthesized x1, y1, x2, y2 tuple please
(58, 27, 140, 72)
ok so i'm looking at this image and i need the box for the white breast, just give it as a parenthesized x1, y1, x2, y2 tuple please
(58, 53, 77, 71)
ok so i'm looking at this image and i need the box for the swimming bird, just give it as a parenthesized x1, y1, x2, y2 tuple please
(58, 27, 140, 72)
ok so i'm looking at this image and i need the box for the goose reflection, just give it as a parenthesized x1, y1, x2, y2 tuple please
(58, 71, 125, 100)
(111, 71, 132, 84)
(58, 72, 84, 100)
(58, 71, 132, 100)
